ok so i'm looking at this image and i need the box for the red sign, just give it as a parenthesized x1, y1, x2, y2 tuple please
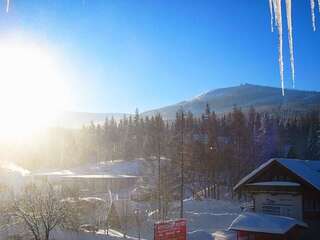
(154, 219, 187, 240)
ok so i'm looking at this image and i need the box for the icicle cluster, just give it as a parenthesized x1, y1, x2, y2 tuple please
(286, 0, 295, 88)
(270, 0, 285, 95)
(6, 0, 9, 13)
(311, 0, 320, 30)
(269, 0, 319, 95)
(311, 0, 316, 31)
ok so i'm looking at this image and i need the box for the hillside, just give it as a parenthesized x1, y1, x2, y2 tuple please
(142, 84, 320, 119)
(55, 84, 320, 127)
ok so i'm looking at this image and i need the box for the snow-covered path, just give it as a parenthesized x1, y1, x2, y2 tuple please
(184, 198, 241, 234)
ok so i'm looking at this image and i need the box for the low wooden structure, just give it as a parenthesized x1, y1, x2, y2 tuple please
(233, 158, 320, 239)
(230, 212, 307, 240)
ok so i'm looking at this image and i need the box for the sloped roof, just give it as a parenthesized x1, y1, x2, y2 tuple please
(229, 212, 307, 234)
(234, 158, 320, 191)
(62, 174, 140, 179)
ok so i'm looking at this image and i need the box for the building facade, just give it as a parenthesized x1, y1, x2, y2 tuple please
(234, 158, 320, 240)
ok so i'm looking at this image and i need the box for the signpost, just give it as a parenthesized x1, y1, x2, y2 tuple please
(154, 219, 187, 240)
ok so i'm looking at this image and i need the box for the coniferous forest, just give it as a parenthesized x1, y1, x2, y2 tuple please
(14, 105, 320, 194)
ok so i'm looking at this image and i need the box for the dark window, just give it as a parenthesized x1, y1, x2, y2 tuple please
(304, 199, 320, 212)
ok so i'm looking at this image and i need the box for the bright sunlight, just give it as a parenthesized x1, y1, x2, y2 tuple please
(0, 40, 70, 139)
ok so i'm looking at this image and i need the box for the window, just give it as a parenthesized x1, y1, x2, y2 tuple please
(304, 199, 320, 212)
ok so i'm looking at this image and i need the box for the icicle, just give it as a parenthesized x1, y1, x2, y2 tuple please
(286, 0, 295, 87)
(269, 0, 274, 32)
(311, 0, 316, 31)
(6, 0, 9, 13)
(318, 0, 320, 13)
(273, 0, 285, 95)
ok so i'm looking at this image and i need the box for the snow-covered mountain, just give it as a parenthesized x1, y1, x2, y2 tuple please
(56, 84, 320, 127)
(142, 84, 320, 119)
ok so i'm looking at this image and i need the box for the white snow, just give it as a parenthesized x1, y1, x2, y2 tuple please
(62, 174, 139, 179)
(51, 228, 146, 240)
(79, 197, 107, 203)
(1, 161, 30, 176)
(0, 162, 31, 196)
(188, 230, 213, 240)
(213, 230, 237, 240)
(106, 198, 241, 240)
(78, 159, 147, 176)
(228, 212, 307, 234)
(32, 170, 73, 176)
(184, 199, 241, 234)
(304, 159, 320, 171)
(278, 158, 320, 191)
(246, 181, 300, 187)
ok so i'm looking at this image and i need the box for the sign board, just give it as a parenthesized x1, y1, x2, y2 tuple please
(154, 219, 187, 240)
(254, 193, 302, 220)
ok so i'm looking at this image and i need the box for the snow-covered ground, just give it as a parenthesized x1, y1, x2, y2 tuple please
(118, 198, 241, 240)
(51, 229, 146, 240)
(65, 198, 240, 240)
(1, 161, 241, 240)
(184, 198, 241, 234)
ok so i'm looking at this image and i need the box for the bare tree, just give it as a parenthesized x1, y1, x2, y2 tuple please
(11, 183, 66, 240)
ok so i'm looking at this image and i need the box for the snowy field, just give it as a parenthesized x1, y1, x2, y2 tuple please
(51, 198, 241, 240)
(116, 198, 241, 240)
(184, 198, 241, 234)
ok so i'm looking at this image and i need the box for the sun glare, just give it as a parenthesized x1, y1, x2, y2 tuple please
(0, 41, 70, 139)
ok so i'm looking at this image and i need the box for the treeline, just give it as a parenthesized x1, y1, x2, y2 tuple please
(25, 105, 320, 190)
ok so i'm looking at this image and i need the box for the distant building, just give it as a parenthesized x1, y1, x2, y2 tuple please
(61, 174, 141, 199)
(233, 158, 320, 240)
(30, 159, 146, 199)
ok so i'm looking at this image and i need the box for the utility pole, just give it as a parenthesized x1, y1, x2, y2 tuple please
(180, 109, 185, 219)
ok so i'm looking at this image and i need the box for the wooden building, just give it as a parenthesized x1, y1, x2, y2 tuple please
(233, 158, 320, 240)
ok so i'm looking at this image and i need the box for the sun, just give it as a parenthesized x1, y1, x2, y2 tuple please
(0, 40, 70, 139)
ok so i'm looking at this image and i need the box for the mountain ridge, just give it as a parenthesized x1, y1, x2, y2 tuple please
(142, 83, 320, 119)
(56, 84, 320, 126)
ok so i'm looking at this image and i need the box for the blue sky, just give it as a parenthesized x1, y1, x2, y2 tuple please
(0, 0, 319, 113)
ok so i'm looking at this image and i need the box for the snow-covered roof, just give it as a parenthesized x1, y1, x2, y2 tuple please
(32, 170, 73, 176)
(62, 197, 106, 204)
(62, 174, 140, 179)
(246, 181, 300, 187)
(234, 158, 320, 191)
(278, 159, 320, 190)
(228, 212, 307, 234)
(212, 230, 237, 239)
(188, 230, 214, 240)
(77, 159, 148, 176)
